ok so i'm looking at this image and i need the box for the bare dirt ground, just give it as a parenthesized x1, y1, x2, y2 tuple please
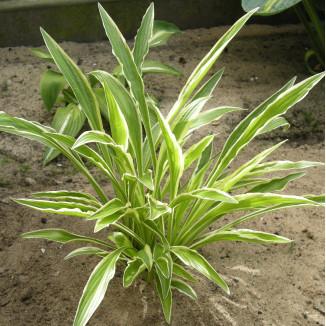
(0, 22, 325, 326)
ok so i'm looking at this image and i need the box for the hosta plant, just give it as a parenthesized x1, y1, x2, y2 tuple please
(0, 3, 324, 326)
(31, 18, 182, 165)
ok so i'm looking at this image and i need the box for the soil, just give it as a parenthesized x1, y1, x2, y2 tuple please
(0, 22, 325, 326)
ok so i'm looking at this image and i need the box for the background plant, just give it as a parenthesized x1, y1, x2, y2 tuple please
(242, 0, 325, 74)
(0, 3, 324, 326)
(31, 19, 183, 165)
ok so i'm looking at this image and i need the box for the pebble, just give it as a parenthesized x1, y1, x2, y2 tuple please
(41, 248, 46, 253)
(25, 177, 36, 186)
(0, 197, 11, 204)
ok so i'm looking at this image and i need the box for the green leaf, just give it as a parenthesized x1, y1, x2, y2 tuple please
(247, 171, 306, 193)
(40, 70, 67, 113)
(154, 244, 172, 299)
(32, 190, 100, 208)
(258, 116, 290, 135)
(14, 198, 96, 218)
(134, 245, 153, 271)
(167, 8, 258, 122)
(87, 198, 127, 220)
(305, 194, 325, 204)
(123, 171, 154, 190)
(154, 244, 171, 278)
(172, 96, 211, 142)
(123, 259, 146, 287)
(142, 60, 183, 76)
(208, 73, 324, 184)
(171, 246, 229, 294)
(41, 29, 103, 132)
(30, 48, 55, 63)
(249, 160, 324, 177)
(230, 178, 269, 191)
(170, 188, 237, 208)
(113, 222, 146, 247)
(154, 105, 184, 199)
(182, 193, 324, 246)
(43, 103, 86, 165)
(146, 93, 160, 125)
(218, 199, 324, 233)
(93, 87, 109, 122)
(133, 3, 154, 72)
(172, 263, 197, 282)
(154, 272, 172, 324)
(48, 132, 125, 201)
(90, 71, 143, 173)
(94, 210, 127, 232)
(102, 81, 129, 150)
(147, 194, 171, 220)
(62, 87, 77, 104)
(0, 111, 56, 147)
(183, 134, 215, 170)
(20, 228, 114, 248)
(73, 247, 127, 326)
(222, 193, 323, 217)
(171, 278, 197, 300)
(141, 220, 170, 251)
(189, 107, 243, 132)
(195, 134, 214, 173)
(191, 68, 224, 102)
(191, 229, 292, 249)
(73, 130, 114, 148)
(219, 141, 286, 192)
(98, 3, 156, 172)
(155, 257, 170, 279)
(242, 0, 302, 15)
(73, 130, 135, 175)
(107, 232, 137, 257)
(0, 113, 108, 203)
(64, 247, 108, 260)
(149, 20, 183, 48)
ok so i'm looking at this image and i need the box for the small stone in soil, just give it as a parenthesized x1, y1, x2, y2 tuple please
(25, 177, 36, 186)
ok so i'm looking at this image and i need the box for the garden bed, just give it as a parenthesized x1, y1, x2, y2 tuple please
(0, 23, 324, 325)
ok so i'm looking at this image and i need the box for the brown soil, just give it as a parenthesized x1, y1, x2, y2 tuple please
(0, 23, 325, 326)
